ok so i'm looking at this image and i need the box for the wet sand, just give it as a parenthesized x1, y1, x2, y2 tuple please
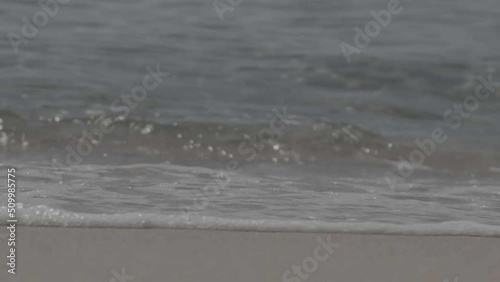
(1, 226, 499, 282)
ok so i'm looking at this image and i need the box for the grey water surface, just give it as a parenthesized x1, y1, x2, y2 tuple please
(0, 0, 499, 230)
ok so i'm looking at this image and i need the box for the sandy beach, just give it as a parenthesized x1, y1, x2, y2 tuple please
(0, 226, 498, 282)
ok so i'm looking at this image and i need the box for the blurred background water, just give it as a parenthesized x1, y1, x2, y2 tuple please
(0, 0, 499, 231)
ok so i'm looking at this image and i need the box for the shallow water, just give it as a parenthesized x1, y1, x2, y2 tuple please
(0, 0, 499, 234)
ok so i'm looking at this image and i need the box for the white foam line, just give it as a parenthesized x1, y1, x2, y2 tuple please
(1, 205, 500, 237)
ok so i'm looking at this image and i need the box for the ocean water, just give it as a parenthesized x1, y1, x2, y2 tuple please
(0, 0, 500, 235)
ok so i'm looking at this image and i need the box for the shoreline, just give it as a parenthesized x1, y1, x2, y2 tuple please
(2, 223, 500, 238)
